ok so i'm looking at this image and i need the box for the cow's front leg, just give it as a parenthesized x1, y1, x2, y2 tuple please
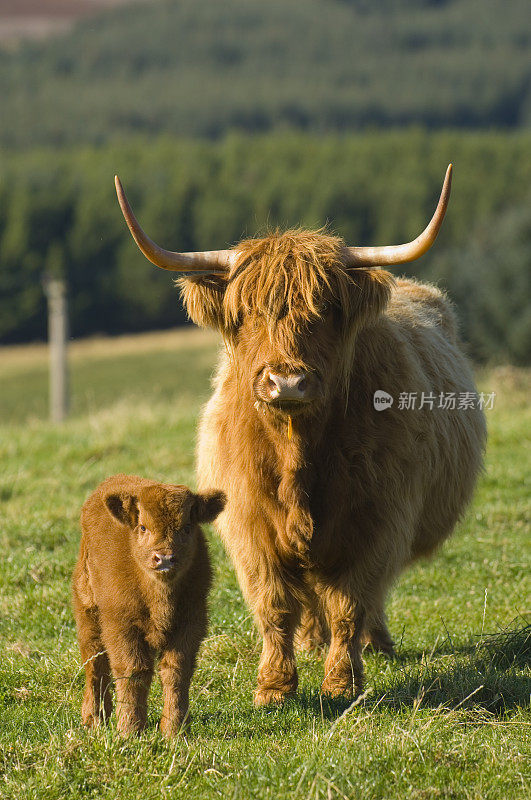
(254, 594, 300, 707)
(319, 584, 365, 700)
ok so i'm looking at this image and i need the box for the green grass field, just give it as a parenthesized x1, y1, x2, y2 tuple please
(0, 329, 529, 799)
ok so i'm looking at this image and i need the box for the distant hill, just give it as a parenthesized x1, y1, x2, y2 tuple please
(0, 0, 529, 147)
(0, 0, 142, 47)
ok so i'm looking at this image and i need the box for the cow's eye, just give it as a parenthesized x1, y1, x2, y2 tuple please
(140, 525, 146, 533)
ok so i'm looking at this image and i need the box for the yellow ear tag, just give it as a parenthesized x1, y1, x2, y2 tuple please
(287, 415, 293, 441)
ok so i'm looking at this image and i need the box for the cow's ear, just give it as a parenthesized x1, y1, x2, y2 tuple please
(105, 493, 139, 528)
(346, 268, 394, 327)
(177, 276, 229, 332)
(190, 490, 226, 524)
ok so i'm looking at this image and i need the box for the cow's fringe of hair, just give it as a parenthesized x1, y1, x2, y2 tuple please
(225, 229, 395, 397)
(224, 228, 353, 328)
(178, 228, 396, 336)
(178, 228, 396, 400)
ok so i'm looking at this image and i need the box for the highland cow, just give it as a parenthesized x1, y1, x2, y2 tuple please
(115, 165, 486, 705)
(72, 474, 225, 736)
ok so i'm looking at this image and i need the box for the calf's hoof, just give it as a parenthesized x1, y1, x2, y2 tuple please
(116, 716, 148, 738)
(81, 702, 109, 728)
(81, 712, 99, 728)
(160, 714, 189, 737)
(320, 678, 355, 701)
(253, 686, 296, 707)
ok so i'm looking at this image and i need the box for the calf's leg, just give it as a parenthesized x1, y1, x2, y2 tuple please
(102, 624, 154, 736)
(159, 642, 199, 737)
(73, 595, 113, 727)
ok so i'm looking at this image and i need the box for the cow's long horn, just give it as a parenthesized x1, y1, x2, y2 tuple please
(115, 176, 233, 273)
(342, 164, 452, 267)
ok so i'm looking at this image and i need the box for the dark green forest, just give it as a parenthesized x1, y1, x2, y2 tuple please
(1, 131, 530, 363)
(1, 0, 530, 362)
(0, 0, 529, 147)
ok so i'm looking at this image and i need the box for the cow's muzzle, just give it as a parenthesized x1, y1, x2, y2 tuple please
(254, 369, 319, 410)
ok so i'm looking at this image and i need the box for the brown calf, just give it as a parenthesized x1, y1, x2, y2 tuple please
(72, 474, 225, 736)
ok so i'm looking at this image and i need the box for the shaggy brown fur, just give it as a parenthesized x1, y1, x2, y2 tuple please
(179, 229, 486, 705)
(72, 474, 225, 736)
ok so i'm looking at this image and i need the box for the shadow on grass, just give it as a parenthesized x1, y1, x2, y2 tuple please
(197, 622, 530, 731)
(116, 622, 529, 740)
(298, 621, 530, 719)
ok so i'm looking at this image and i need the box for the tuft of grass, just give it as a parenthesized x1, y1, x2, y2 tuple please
(377, 618, 530, 717)
(0, 330, 529, 799)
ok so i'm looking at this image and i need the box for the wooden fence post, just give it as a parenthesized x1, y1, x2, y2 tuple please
(43, 276, 69, 423)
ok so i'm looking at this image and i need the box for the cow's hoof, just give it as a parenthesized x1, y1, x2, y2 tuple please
(364, 640, 396, 658)
(362, 627, 396, 658)
(253, 687, 294, 707)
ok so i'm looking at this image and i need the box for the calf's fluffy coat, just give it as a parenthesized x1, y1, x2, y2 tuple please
(72, 474, 225, 736)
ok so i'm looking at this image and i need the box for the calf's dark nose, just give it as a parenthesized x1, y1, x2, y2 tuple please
(152, 553, 176, 571)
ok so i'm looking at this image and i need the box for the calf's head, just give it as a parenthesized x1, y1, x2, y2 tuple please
(105, 485, 225, 578)
(115, 166, 452, 422)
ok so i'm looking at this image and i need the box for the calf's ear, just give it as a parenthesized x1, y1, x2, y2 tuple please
(105, 493, 139, 528)
(191, 490, 226, 524)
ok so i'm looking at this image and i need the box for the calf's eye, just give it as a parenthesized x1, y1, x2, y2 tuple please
(140, 525, 146, 532)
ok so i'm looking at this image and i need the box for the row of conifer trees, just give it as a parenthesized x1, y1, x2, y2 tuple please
(1, 130, 529, 363)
